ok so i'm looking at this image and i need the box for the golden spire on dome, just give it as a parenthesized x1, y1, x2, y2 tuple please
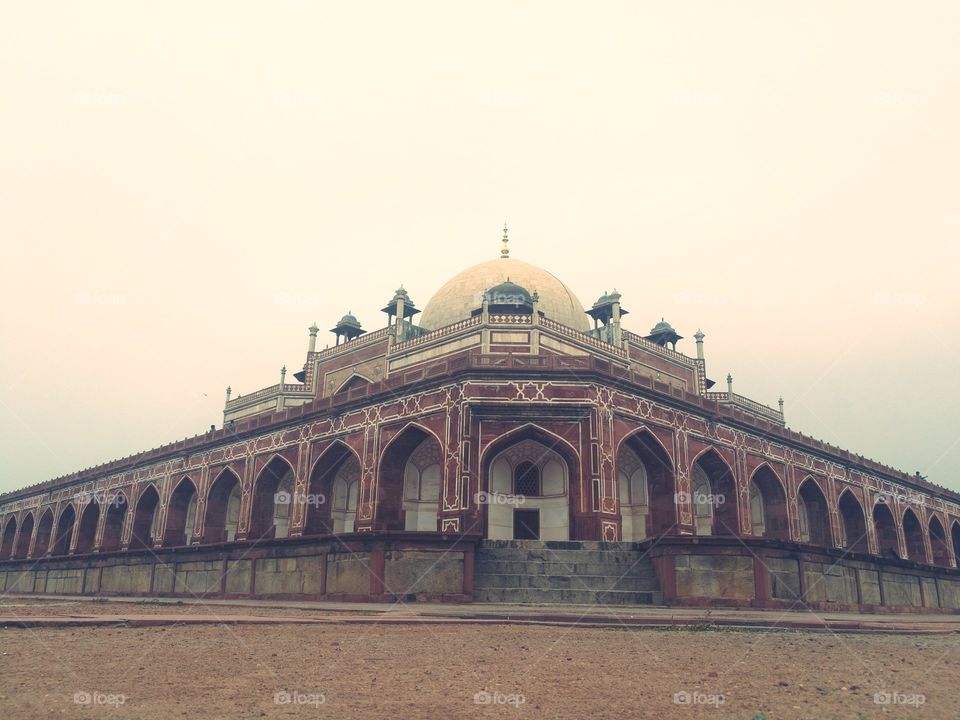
(500, 222, 510, 259)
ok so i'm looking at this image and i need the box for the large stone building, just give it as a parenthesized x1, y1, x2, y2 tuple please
(2, 231, 960, 611)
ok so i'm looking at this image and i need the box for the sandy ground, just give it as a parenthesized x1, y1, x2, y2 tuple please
(0, 599, 957, 719)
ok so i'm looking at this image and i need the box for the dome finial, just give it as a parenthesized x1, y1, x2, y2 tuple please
(500, 222, 510, 259)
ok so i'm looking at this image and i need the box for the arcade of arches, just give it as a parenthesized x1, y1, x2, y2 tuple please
(2, 426, 959, 573)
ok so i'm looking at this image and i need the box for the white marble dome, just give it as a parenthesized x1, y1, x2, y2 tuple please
(419, 257, 590, 333)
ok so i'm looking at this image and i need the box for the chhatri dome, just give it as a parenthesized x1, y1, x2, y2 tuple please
(419, 225, 590, 332)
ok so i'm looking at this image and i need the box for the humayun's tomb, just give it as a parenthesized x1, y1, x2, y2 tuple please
(2, 230, 960, 613)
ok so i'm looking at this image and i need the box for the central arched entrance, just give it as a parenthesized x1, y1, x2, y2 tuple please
(483, 427, 574, 541)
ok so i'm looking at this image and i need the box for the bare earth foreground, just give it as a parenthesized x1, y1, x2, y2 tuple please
(1, 599, 958, 719)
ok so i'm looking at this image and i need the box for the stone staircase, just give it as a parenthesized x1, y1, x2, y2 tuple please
(473, 540, 663, 606)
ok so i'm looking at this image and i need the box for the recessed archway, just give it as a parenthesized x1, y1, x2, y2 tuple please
(377, 425, 442, 532)
(797, 478, 831, 547)
(902, 508, 927, 563)
(618, 429, 676, 538)
(249, 457, 295, 541)
(33, 508, 54, 557)
(51, 504, 76, 556)
(748, 465, 789, 540)
(130, 485, 161, 549)
(100, 492, 128, 552)
(304, 442, 361, 535)
(202, 469, 242, 543)
(0, 516, 16, 560)
(74, 499, 101, 554)
(838, 491, 869, 553)
(952, 521, 960, 568)
(487, 434, 570, 541)
(928, 515, 951, 567)
(164, 478, 198, 547)
(873, 502, 900, 558)
(690, 449, 739, 537)
(13, 512, 34, 559)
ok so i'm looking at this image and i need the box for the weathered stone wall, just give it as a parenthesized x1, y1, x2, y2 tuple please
(0, 534, 471, 602)
(649, 537, 960, 613)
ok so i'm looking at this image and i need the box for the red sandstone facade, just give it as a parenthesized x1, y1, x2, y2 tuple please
(1, 252, 959, 610)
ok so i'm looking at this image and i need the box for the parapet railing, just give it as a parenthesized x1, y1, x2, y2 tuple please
(706, 391, 783, 424)
(622, 330, 696, 367)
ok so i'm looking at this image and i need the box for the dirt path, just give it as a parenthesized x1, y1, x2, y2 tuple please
(1, 599, 957, 718)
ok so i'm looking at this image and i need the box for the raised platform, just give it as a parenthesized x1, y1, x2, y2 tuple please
(473, 540, 663, 605)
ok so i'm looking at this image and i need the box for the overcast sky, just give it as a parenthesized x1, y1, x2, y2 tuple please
(1, 1, 958, 494)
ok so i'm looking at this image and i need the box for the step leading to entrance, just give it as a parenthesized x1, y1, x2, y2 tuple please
(473, 540, 663, 606)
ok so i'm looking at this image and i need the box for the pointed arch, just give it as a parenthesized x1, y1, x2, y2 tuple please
(483, 423, 576, 541)
(376, 423, 444, 532)
(617, 442, 649, 541)
(130, 484, 161, 549)
(203, 468, 242, 543)
(100, 490, 128, 552)
(249, 455, 296, 541)
(0, 515, 16, 560)
(902, 508, 927, 563)
(33, 508, 55, 557)
(838, 490, 869, 553)
(13, 512, 34, 559)
(616, 428, 676, 537)
(797, 477, 831, 547)
(305, 440, 363, 535)
(51, 503, 76, 556)
(74, 499, 101, 554)
(952, 520, 960, 568)
(690, 448, 739, 537)
(164, 477, 198, 546)
(872, 501, 900, 558)
(928, 515, 951, 567)
(334, 373, 374, 394)
(748, 464, 789, 540)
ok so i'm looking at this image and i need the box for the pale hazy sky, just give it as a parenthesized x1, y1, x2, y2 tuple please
(1, 2, 958, 494)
